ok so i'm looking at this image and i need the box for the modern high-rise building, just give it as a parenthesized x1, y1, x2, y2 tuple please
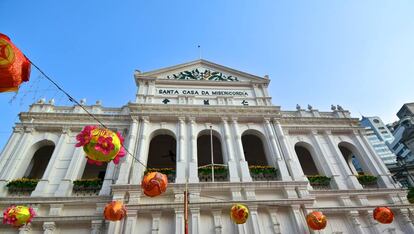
(360, 117, 397, 165)
(0, 60, 412, 233)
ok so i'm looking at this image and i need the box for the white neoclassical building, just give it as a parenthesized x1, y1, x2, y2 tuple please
(0, 60, 413, 234)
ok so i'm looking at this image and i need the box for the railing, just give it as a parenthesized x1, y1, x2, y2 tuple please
(6, 178, 38, 196)
(357, 175, 378, 189)
(198, 165, 228, 182)
(307, 175, 331, 190)
(72, 178, 102, 196)
(249, 166, 278, 181)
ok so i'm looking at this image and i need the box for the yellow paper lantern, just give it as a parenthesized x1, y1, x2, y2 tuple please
(75, 126, 126, 165)
(2, 205, 35, 227)
(230, 204, 249, 224)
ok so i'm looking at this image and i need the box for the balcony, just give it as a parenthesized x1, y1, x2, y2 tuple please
(249, 166, 278, 181)
(6, 178, 38, 196)
(357, 174, 378, 189)
(72, 178, 102, 196)
(307, 175, 331, 190)
(198, 165, 228, 182)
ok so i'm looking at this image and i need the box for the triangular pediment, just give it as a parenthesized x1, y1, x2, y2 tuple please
(138, 59, 268, 83)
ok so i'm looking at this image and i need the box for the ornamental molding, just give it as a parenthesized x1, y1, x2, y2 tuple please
(166, 68, 239, 82)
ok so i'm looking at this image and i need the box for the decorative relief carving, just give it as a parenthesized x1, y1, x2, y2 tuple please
(167, 68, 239, 81)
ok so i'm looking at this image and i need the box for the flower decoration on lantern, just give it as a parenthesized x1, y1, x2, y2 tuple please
(75, 126, 126, 165)
(141, 172, 168, 197)
(306, 211, 327, 230)
(104, 201, 126, 221)
(230, 204, 249, 224)
(3, 205, 35, 228)
(373, 207, 394, 224)
(0, 33, 31, 93)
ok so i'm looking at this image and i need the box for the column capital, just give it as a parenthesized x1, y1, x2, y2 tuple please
(231, 117, 238, 123)
(264, 117, 271, 123)
(43, 221, 56, 232)
(178, 116, 186, 122)
(188, 116, 196, 122)
(141, 116, 150, 123)
(221, 117, 229, 122)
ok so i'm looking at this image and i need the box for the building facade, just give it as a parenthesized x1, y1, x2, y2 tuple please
(360, 117, 397, 166)
(0, 60, 413, 233)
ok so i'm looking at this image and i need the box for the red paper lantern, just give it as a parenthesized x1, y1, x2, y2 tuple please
(230, 204, 249, 224)
(2, 205, 35, 227)
(104, 201, 126, 221)
(141, 172, 168, 197)
(373, 207, 394, 224)
(306, 211, 327, 230)
(0, 33, 31, 93)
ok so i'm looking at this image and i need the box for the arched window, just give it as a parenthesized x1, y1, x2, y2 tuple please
(197, 130, 224, 166)
(294, 143, 319, 176)
(24, 144, 55, 179)
(197, 130, 226, 181)
(338, 143, 364, 175)
(242, 134, 268, 166)
(147, 133, 177, 182)
(81, 163, 107, 180)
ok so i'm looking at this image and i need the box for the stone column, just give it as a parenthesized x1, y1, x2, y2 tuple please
(364, 211, 381, 234)
(0, 128, 24, 196)
(175, 208, 185, 234)
(264, 118, 291, 181)
(354, 131, 395, 188)
(176, 117, 187, 183)
(188, 117, 199, 183)
(54, 146, 86, 196)
(190, 208, 200, 234)
(289, 205, 309, 234)
(249, 205, 261, 234)
(33, 129, 69, 196)
(0, 129, 22, 172)
(222, 117, 239, 182)
(117, 118, 139, 184)
(131, 116, 150, 184)
(124, 210, 137, 233)
(309, 130, 345, 189)
(272, 121, 304, 181)
(99, 162, 115, 196)
(398, 209, 414, 233)
(43, 222, 56, 234)
(5, 127, 34, 179)
(18, 223, 31, 234)
(347, 211, 365, 234)
(151, 211, 161, 234)
(231, 118, 251, 182)
(324, 131, 362, 189)
(91, 220, 103, 234)
(212, 209, 223, 234)
(267, 207, 281, 234)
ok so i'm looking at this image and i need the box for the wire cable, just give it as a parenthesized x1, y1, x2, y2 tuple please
(28, 60, 147, 169)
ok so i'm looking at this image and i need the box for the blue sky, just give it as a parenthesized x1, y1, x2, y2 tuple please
(1, 1, 414, 148)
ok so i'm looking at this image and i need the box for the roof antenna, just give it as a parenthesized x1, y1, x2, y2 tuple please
(198, 44, 202, 60)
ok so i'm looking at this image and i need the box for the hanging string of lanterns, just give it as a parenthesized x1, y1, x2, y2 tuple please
(2, 205, 35, 228)
(0, 33, 31, 93)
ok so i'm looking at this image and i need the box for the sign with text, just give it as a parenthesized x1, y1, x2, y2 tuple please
(156, 88, 251, 97)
